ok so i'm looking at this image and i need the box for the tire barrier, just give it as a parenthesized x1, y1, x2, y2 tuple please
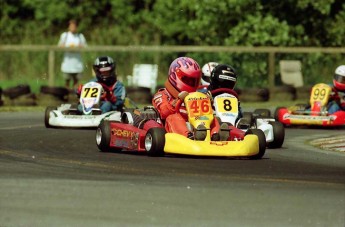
(3, 84, 31, 99)
(269, 85, 296, 101)
(236, 87, 270, 102)
(126, 86, 153, 104)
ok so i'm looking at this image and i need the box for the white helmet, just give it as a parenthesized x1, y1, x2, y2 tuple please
(201, 62, 219, 85)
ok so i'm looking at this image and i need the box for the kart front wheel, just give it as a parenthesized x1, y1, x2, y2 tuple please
(44, 106, 56, 128)
(267, 121, 285, 148)
(145, 127, 166, 157)
(245, 129, 266, 159)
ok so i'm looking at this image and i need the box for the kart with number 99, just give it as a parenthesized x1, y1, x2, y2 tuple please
(275, 83, 345, 126)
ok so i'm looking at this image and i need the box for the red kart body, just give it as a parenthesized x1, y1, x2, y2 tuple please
(275, 83, 345, 126)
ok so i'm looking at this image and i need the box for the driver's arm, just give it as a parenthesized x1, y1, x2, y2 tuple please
(152, 91, 176, 120)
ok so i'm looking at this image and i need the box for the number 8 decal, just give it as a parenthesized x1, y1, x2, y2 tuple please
(223, 99, 232, 111)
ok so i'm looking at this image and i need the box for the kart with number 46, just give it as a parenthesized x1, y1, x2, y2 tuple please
(96, 91, 266, 159)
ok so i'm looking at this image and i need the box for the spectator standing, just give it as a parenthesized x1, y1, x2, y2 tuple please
(58, 19, 87, 90)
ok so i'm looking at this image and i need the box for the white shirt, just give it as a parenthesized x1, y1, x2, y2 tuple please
(58, 31, 87, 73)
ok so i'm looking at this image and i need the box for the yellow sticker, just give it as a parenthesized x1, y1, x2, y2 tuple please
(215, 97, 238, 113)
(186, 99, 213, 117)
(309, 83, 332, 107)
(81, 87, 100, 98)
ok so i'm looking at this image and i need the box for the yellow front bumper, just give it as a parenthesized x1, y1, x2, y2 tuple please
(164, 133, 259, 157)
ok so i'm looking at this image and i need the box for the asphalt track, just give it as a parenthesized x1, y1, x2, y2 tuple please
(0, 112, 344, 227)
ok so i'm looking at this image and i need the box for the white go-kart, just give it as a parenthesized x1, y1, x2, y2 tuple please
(44, 81, 122, 128)
(211, 88, 285, 148)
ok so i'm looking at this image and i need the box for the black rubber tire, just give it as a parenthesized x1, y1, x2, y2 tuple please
(40, 86, 69, 99)
(267, 121, 285, 149)
(254, 109, 271, 117)
(3, 84, 31, 99)
(145, 127, 166, 157)
(96, 121, 114, 152)
(44, 106, 57, 128)
(237, 87, 269, 102)
(269, 85, 296, 101)
(245, 129, 266, 159)
(126, 87, 153, 104)
(274, 107, 285, 122)
(242, 112, 254, 125)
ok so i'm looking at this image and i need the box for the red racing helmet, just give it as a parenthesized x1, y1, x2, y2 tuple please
(334, 65, 345, 92)
(165, 57, 201, 98)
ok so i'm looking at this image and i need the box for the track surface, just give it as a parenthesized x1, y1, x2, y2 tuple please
(0, 112, 344, 226)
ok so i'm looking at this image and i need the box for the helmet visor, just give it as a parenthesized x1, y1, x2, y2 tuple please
(181, 76, 199, 88)
(334, 74, 345, 83)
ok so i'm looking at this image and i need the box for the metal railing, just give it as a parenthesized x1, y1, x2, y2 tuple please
(1, 45, 345, 87)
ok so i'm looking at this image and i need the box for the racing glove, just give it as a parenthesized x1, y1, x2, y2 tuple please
(76, 84, 84, 98)
(178, 91, 189, 100)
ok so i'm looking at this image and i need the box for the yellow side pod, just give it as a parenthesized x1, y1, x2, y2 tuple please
(164, 133, 259, 157)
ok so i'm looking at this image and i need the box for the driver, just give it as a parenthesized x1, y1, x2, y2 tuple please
(78, 56, 125, 113)
(152, 57, 224, 140)
(328, 65, 345, 114)
(207, 64, 243, 122)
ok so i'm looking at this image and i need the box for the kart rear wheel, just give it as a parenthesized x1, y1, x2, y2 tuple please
(44, 106, 56, 128)
(96, 121, 121, 152)
(245, 129, 266, 159)
(242, 112, 254, 125)
(145, 127, 166, 157)
(267, 121, 285, 149)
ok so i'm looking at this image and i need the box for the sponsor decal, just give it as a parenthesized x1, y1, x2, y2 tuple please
(221, 112, 236, 117)
(63, 115, 95, 119)
(114, 139, 129, 147)
(283, 113, 332, 121)
(210, 141, 228, 146)
(112, 129, 135, 137)
(195, 116, 209, 120)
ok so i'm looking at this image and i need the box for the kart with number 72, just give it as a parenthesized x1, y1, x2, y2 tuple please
(44, 81, 122, 128)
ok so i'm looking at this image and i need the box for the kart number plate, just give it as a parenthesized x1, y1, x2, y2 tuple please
(310, 83, 331, 107)
(81, 87, 101, 98)
(214, 97, 238, 113)
(186, 99, 213, 117)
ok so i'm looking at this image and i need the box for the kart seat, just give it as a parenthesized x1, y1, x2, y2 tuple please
(122, 106, 161, 129)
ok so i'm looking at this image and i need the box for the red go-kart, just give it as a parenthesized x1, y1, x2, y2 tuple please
(275, 83, 345, 126)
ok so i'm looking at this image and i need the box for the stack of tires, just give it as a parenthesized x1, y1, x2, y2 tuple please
(126, 87, 153, 104)
(0, 84, 73, 107)
(37, 86, 70, 106)
(236, 87, 270, 102)
(2, 84, 36, 106)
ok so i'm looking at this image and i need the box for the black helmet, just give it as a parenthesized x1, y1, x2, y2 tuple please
(93, 56, 116, 85)
(209, 64, 237, 90)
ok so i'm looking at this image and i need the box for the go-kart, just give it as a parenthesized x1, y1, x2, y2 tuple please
(44, 81, 122, 128)
(275, 83, 345, 126)
(96, 91, 266, 159)
(211, 88, 285, 148)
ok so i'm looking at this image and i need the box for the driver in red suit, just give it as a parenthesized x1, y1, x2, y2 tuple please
(152, 57, 226, 141)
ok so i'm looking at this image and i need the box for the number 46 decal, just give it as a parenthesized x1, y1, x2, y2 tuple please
(187, 99, 212, 117)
